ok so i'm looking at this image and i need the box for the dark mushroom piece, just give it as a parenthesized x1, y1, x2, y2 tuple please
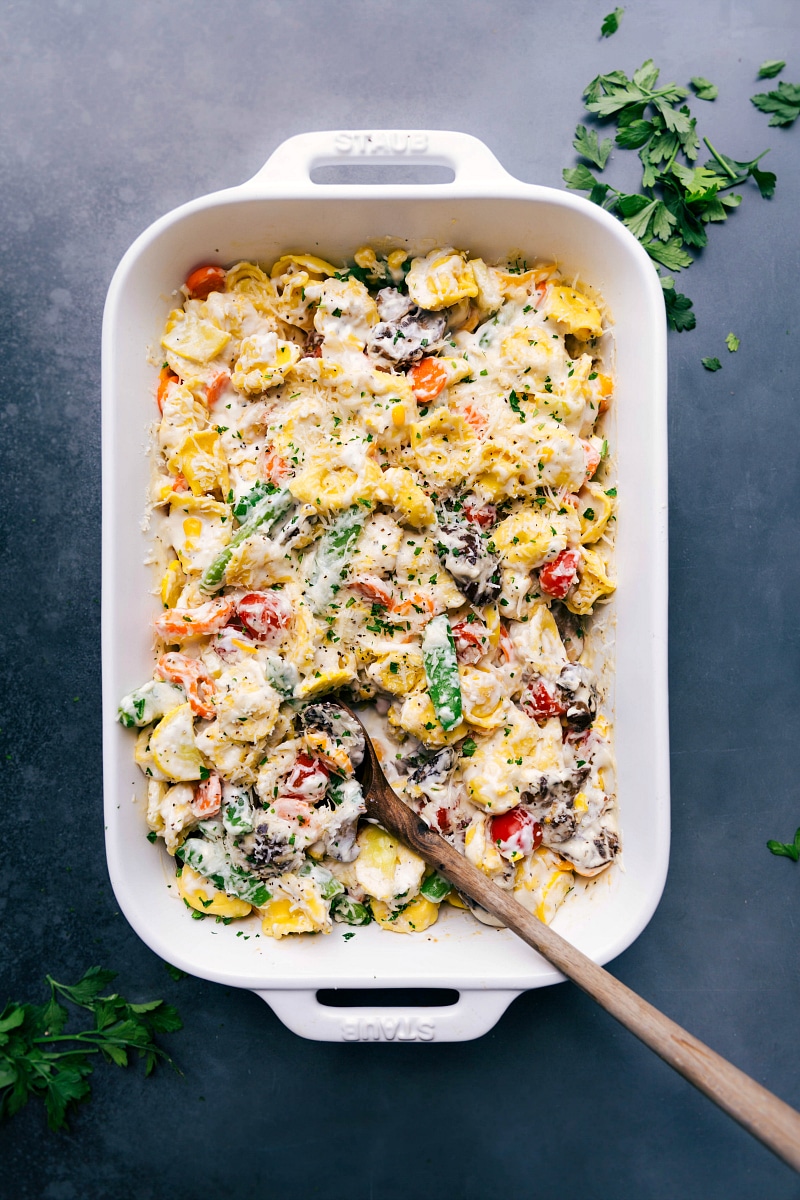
(434, 525, 502, 605)
(551, 601, 585, 662)
(367, 290, 448, 369)
(297, 702, 366, 768)
(557, 663, 597, 731)
(238, 824, 301, 875)
(406, 747, 457, 802)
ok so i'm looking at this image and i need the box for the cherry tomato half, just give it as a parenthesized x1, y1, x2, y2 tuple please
(282, 753, 330, 800)
(185, 264, 227, 301)
(521, 680, 566, 724)
(490, 807, 543, 860)
(538, 549, 580, 600)
(236, 592, 291, 641)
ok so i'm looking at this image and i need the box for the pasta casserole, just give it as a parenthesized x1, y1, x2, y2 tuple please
(118, 245, 618, 939)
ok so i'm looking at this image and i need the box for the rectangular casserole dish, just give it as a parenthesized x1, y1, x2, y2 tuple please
(102, 130, 669, 1042)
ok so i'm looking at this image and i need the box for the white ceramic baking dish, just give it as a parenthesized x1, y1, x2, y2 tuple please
(102, 130, 669, 1042)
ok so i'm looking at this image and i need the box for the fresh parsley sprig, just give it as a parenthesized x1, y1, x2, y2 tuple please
(0, 967, 182, 1131)
(767, 828, 800, 862)
(563, 59, 775, 331)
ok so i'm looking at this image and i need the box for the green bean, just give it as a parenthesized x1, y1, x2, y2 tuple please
(330, 895, 372, 926)
(308, 506, 367, 612)
(222, 787, 254, 835)
(199, 485, 292, 595)
(298, 860, 346, 900)
(422, 615, 463, 731)
(178, 837, 270, 906)
(420, 872, 453, 902)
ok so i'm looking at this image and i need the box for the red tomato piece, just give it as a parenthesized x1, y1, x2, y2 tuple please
(282, 752, 330, 801)
(433, 807, 451, 833)
(490, 808, 543, 860)
(451, 619, 489, 664)
(521, 680, 566, 724)
(539, 549, 581, 600)
(192, 773, 222, 818)
(236, 592, 292, 641)
(185, 264, 227, 301)
(463, 500, 496, 528)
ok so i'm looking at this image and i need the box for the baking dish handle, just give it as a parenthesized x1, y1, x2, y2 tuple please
(255, 987, 521, 1042)
(243, 130, 515, 192)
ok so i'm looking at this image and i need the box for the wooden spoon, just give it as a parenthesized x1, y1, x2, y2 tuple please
(340, 704, 800, 1173)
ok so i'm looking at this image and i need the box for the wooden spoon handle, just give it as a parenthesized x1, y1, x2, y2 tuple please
(366, 768, 800, 1172)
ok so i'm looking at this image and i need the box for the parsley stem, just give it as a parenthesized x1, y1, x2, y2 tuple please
(703, 137, 738, 179)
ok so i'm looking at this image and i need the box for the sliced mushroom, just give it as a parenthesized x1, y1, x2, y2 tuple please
(434, 524, 501, 605)
(297, 702, 366, 768)
(367, 303, 447, 368)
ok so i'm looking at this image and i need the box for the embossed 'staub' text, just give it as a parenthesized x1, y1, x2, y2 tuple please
(333, 131, 429, 156)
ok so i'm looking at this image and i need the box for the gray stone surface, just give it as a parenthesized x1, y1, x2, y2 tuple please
(1, 1, 799, 1196)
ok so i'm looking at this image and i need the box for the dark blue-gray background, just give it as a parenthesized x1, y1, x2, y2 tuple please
(1, 1, 799, 1197)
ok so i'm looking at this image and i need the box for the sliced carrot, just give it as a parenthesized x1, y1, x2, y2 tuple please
(154, 597, 237, 644)
(185, 264, 227, 301)
(258, 447, 293, 486)
(192, 773, 222, 817)
(581, 440, 601, 481)
(460, 402, 488, 434)
(350, 576, 393, 608)
(206, 370, 230, 409)
(156, 651, 217, 720)
(409, 357, 448, 403)
(156, 365, 178, 413)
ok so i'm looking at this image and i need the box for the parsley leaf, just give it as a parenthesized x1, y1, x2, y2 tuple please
(645, 236, 694, 270)
(573, 124, 613, 169)
(725, 332, 740, 352)
(701, 357, 722, 371)
(600, 7, 624, 37)
(690, 77, 718, 102)
(563, 163, 601, 191)
(751, 80, 800, 127)
(758, 60, 785, 80)
(767, 827, 800, 862)
(661, 277, 696, 332)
